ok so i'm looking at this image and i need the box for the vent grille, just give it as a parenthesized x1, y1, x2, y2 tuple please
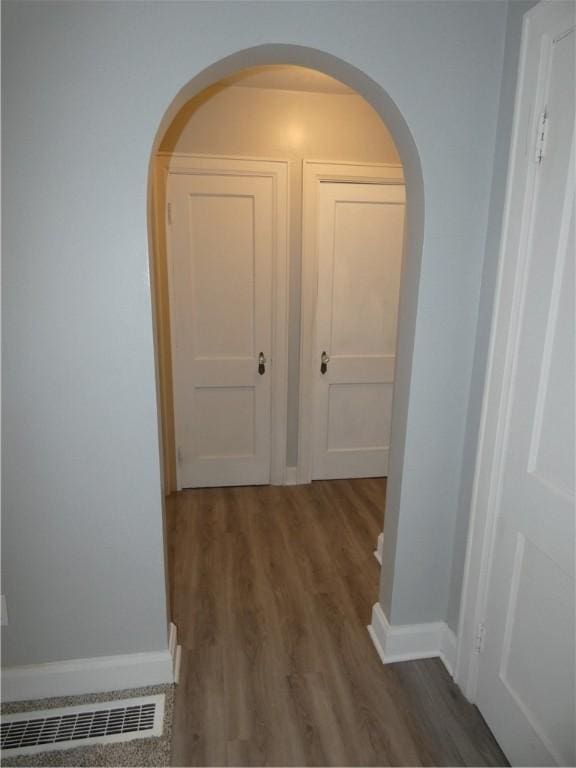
(1, 694, 164, 757)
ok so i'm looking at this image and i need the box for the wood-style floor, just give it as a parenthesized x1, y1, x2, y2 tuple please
(166, 479, 507, 767)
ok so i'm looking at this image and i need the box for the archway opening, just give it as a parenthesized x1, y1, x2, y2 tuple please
(147, 45, 425, 619)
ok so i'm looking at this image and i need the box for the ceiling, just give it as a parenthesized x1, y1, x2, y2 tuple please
(219, 65, 356, 96)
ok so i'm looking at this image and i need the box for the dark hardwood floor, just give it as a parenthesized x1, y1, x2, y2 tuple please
(166, 479, 507, 767)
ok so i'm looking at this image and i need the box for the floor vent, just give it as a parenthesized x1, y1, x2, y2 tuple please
(1, 694, 165, 758)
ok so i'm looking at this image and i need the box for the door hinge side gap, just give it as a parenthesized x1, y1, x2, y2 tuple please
(475, 622, 486, 654)
(534, 108, 548, 164)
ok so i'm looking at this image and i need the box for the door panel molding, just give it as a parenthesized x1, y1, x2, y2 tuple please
(297, 160, 404, 484)
(155, 153, 289, 489)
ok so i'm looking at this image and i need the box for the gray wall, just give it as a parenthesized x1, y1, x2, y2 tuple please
(3, 0, 509, 668)
(446, 0, 536, 632)
(160, 85, 400, 469)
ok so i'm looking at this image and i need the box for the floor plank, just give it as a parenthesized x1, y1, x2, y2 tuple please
(167, 479, 507, 767)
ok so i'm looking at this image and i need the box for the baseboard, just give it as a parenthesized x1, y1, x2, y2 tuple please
(368, 602, 457, 678)
(168, 621, 183, 684)
(374, 532, 384, 565)
(2, 622, 181, 703)
(284, 467, 299, 485)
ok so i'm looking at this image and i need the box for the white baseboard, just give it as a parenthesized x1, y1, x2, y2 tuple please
(2, 622, 181, 703)
(168, 621, 183, 684)
(368, 602, 457, 677)
(374, 532, 384, 565)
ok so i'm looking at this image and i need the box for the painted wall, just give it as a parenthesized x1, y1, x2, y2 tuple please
(446, 0, 537, 632)
(158, 84, 400, 475)
(3, 0, 509, 669)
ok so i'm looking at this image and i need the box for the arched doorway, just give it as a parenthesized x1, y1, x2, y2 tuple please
(147, 48, 424, 620)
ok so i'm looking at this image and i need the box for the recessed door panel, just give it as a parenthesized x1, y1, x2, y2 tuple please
(194, 387, 256, 458)
(528, 222, 575, 498)
(189, 195, 255, 359)
(327, 382, 391, 451)
(498, 535, 574, 765)
(331, 201, 403, 356)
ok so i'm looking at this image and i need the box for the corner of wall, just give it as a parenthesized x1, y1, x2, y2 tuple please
(445, 0, 536, 634)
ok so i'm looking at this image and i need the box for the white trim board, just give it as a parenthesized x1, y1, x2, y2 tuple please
(374, 532, 384, 565)
(1, 623, 181, 703)
(154, 153, 290, 488)
(297, 160, 404, 484)
(168, 620, 182, 685)
(368, 602, 457, 677)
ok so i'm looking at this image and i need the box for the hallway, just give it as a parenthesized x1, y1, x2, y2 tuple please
(167, 480, 506, 766)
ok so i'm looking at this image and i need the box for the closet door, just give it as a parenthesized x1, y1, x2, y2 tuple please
(167, 168, 275, 488)
(312, 181, 405, 479)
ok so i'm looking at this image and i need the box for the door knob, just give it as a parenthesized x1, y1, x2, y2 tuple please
(258, 352, 267, 375)
(320, 351, 330, 375)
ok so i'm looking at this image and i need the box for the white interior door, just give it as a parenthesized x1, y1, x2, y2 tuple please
(475, 4, 575, 765)
(312, 181, 405, 480)
(167, 166, 278, 488)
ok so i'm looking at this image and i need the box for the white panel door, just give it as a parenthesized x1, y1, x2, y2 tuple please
(312, 182, 405, 479)
(476, 5, 575, 765)
(167, 170, 275, 488)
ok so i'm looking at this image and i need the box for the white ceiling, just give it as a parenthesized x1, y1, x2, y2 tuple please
(219, 65, 355, 95)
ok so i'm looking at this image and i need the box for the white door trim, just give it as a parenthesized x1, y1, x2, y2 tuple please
(454, 1, 562, 701)
(155, 153, 290, 487)
(297, 160, 404, 484)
